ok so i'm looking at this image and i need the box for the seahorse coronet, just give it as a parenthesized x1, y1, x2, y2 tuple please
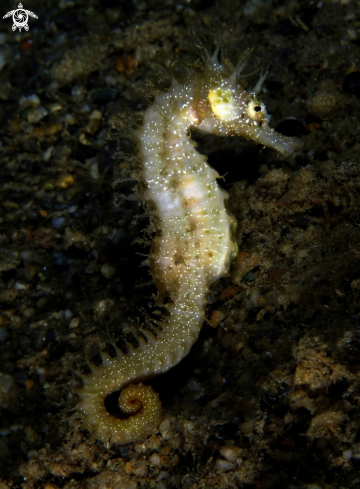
(76, 40, 301, 446)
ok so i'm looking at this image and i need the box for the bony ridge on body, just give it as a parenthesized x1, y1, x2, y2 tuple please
(76, 40, 302, 445)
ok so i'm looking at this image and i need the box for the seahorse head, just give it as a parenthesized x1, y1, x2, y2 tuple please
(193, 73, 300, 157)
(185, 37, 302, 157)
(208, 81, 269, 127)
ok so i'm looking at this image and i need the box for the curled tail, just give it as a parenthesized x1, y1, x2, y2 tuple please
(78, 372, 162, 445)
(76, 301, 204, 444)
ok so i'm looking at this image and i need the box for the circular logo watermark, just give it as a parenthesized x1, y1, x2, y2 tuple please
(3, 2, 38, 32)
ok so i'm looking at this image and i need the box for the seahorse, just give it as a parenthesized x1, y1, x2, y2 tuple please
(76, 40, 302, 445)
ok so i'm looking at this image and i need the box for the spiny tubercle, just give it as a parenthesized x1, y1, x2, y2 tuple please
(76, 51, 301, 445)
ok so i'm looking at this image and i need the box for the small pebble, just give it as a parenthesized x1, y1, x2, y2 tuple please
(93, 298, 115, 318)
(71, 85, 87, 101)
(14, 281, 29, 291)
(159, 417, 173, 439)
(69, 317, 80, 328)
(26, 106, 48, 123)
(219, 446, 238, 463)
(101, 263, 116, 279)
(43, 146, 54, 162)
(148, 434, 161, 450)
(31, 122, 63, 137)
(64, 113, 76, 125)
(183, 420, 195, 433)
(115, 54, 136, 75)
(209, 310, 225, 327)
(24, 426, 39, 443)
(25, 379, 35, 391)
(79, 133, 91, 145)
(51, 216, 65, 229)
(343, 449, 352, 461)
(134, 442, 147, 454)
(90, 161, 99, 179)
(150, 453, 161, 466)
(156, 472, 170, 482)
(19, 93, 40, 107)
(125, 460, 147, 477)
(57, 174, 75, 189)
(64, 309, 73, 319)
(27, 450, 39, 459)
(215, 458, 234, 472)
(249, 288, 261, 307)
(209, 397, 220, 408)
(49, 102, 63, 112)
(89, 109, 102, 120)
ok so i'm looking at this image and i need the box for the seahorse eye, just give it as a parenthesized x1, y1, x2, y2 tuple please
(208, 85, 238, 121)
(247, 100, 267, 122)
